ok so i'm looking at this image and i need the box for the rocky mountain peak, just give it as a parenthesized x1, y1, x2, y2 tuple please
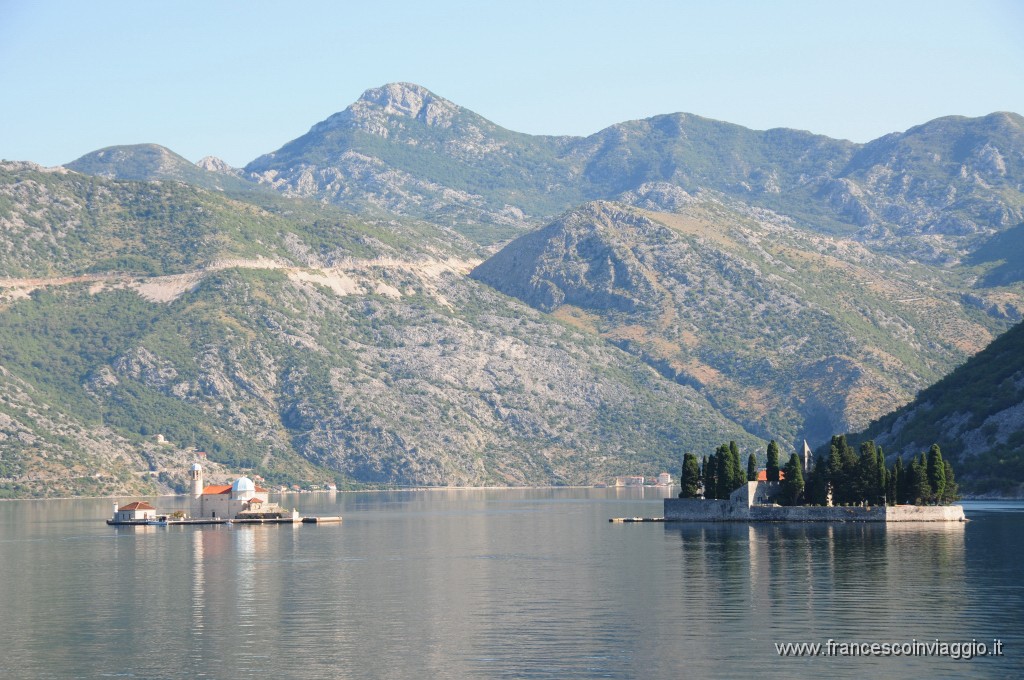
(349, 82, 459, 129)
(195, 156, 237, 175)
(301, 82, 462, 139)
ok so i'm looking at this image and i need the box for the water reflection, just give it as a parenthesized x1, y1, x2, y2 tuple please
(0, 493, 1017, 679)
(666, 520, 968, 651)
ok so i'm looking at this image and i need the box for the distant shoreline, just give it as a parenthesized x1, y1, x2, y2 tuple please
(2, 487, 1022, 503)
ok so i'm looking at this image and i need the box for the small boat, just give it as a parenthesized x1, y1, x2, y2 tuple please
(145, 518, 169, 526)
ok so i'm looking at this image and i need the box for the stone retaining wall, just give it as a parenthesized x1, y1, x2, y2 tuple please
(664, 498, 965, 522)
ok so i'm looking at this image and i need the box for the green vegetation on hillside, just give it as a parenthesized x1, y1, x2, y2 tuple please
(853, 320, 1024, 495)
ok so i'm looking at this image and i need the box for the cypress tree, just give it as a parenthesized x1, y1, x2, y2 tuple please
(897, 454, 912, 505)
(910, 455, 930, 505)
(875, 445, 888, 505)
(836, 435, 859, 504)
(680, 453, 701, 499)
(927, 444, 946, 505)
(766, 440, 781, 482)
(890, 456, 903, 505)
(704, 453, 717, 500)
(806, 454, 829, 505)
(716, 444, 731, 499)
(941, 460, 959, 504)
(857, 441, 879, 505)
(747, 453, 757, 482)
(729, 441, 743, 490)
(826, 440, 843, 505)
(782, 453, 805, 505)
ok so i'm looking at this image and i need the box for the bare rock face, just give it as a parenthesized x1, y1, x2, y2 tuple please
(195, 156, 239, 175)
(306, 82, 463, 138)
(352, 82, 459, 129)
(472, 196, 1020, 449)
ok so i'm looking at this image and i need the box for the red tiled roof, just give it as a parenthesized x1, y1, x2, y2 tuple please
(255, 486, 268, 493)
(247, 497, 263, 503)
(201, 484, 232, 495)
(120, 501, 156, 511)
(756, 470, 786, 481)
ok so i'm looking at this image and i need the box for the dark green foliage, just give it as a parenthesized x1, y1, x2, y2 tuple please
(782, 453, 805, 506)
(766, 439, 780, 482)
(711, 442, 745, 499)
(854, 320, 1024, 495)
(680, 452, 701, 498)
(715, 445, 730, 499)
(875, 445, 889, 505)
(826, 440, 843, 504)
(704, 453, 717, 499)
(927, 444, 946, 504)
(890, 456, 903, 505)
(747, 452, 757, 482)
(941, 460, 960, 504)
(729, 441, 743, 489)
(805, 454, 829, 505)
(857, 441, 879, 504)
(807, 437, 958, 506)
(909, 454, 932, 505)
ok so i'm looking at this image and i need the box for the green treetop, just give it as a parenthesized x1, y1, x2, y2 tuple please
(766, 440, 780, 482)
(927, 444, 946, 505)
(782, 453, 805, 505)
(680, 453, 701, 499)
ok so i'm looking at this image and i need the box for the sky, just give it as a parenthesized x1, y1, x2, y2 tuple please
(2, 0, 1023, 168)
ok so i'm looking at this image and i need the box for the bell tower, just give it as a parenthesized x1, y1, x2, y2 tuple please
(190, 463, 203, 498)
(189, 463, 204, 517)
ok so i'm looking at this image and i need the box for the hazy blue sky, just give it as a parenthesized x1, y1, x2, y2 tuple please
(2, 0, 1022, 167)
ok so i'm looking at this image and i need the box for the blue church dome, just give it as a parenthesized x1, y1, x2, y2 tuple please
(231, 477, 256, 497)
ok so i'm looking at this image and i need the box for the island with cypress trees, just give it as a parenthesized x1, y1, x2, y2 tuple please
(665, 437, 965, 522)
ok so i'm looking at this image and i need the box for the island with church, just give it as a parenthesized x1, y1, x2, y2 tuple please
(660, 436, 966, 522)
(107, 462, 341, 525)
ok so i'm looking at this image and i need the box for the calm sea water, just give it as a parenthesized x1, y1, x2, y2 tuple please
(0, 489, 1020, 679)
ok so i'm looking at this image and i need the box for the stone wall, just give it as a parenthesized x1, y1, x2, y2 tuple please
(663, 498, 966, 522)
(885, 505, 965, 522)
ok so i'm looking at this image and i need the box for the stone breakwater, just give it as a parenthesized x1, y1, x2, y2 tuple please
(664, 498, 966, 522)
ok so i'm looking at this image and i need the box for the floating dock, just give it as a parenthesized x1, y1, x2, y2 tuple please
(107, 516, 339, 526)
(301, 516, 343, 524)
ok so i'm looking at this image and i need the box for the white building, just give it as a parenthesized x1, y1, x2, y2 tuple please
(112, 501, 158, 523)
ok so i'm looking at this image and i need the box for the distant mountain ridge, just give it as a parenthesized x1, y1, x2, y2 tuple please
(66, 144, 260, 195)
(63, 84, 1024, 255)
(238, 83, 1024, 249)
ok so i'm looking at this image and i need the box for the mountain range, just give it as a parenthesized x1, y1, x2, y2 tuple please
(3, 82, 1024, 496)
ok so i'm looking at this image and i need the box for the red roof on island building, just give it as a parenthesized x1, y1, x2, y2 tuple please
(201, 484, 270, 495)
(756, 470, 786, 482)
(119, 501, 157, 511)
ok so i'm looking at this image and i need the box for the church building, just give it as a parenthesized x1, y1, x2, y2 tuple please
(188, 463, 286, 519)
